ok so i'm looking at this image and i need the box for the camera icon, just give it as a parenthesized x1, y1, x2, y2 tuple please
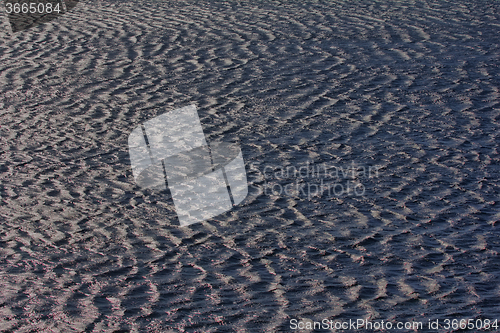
(128, 105, 248, 226)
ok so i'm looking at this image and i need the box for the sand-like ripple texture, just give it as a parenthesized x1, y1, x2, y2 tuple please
(0, 0, 499, 331)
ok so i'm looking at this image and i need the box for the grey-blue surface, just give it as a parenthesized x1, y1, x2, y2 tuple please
(0, 0, 499, 331)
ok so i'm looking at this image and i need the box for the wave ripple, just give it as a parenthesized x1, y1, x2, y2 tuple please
(0, 0, 499, 331)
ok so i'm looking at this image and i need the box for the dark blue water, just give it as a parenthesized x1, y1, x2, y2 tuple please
(0, 0, 499, 331)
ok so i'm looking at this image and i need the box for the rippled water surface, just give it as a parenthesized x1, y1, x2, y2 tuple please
(0, 0, 499, 331)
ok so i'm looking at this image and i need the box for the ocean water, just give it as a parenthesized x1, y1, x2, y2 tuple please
(0, 0, 499, 332)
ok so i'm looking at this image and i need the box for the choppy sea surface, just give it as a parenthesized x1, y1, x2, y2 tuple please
(1, 0, 499, 332)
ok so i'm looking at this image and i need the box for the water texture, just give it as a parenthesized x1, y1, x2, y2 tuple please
(0, 0, 499, 331)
